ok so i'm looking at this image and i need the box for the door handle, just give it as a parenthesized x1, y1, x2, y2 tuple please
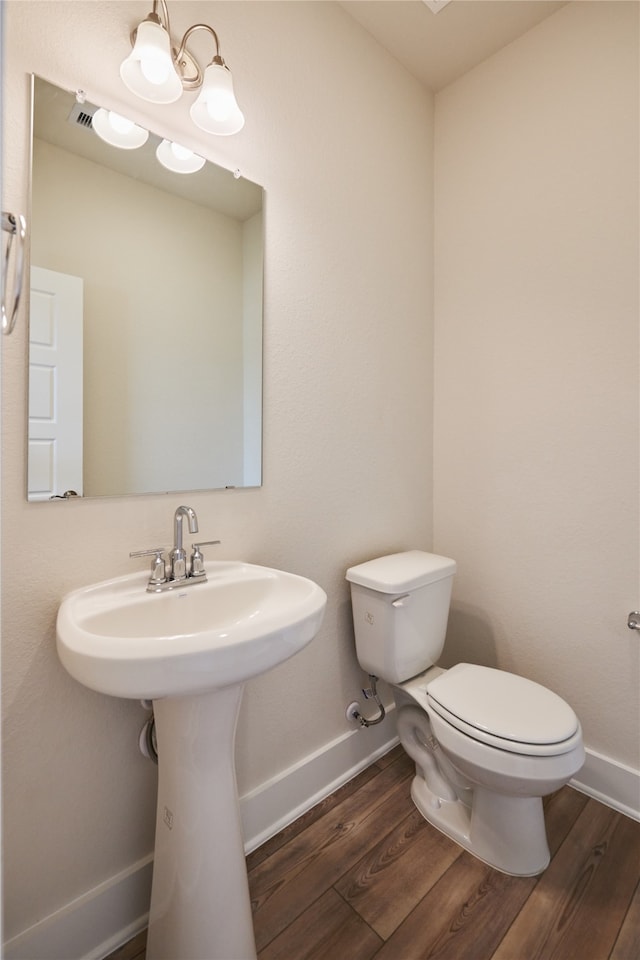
(627, 612, 640, 630)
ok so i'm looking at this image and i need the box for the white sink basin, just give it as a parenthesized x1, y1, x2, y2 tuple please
(57, 560, 327, 700)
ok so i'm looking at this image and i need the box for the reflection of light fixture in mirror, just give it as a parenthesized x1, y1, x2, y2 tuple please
(156, 139, 206, 174)
(92, 108, 149, 149)
(120, 1, 245, 136)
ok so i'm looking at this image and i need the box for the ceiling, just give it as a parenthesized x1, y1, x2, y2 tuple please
(338, 0, 568, 91)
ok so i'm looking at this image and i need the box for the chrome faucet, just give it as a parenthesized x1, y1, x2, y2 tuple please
(130, 505, 220, 592)
(170, 505, 199, 581)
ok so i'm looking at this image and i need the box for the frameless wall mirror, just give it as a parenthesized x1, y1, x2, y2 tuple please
(27, 75, 263, 501)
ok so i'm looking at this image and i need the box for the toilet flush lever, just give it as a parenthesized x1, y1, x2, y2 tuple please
(628, 611, 640, 630)
(392, 593, 411, 607)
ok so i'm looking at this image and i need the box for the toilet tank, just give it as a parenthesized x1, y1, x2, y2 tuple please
(346, 551, 456, 683)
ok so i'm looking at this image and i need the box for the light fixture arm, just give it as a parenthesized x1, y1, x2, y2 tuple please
(152, 0, 171, 33)
(175, 24, 228, 88)
(176, 24, 222, 66)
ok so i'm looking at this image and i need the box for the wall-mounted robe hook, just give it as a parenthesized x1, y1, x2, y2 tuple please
(2, 210, 27, 335)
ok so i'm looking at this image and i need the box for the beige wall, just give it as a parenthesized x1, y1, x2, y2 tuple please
(32, 137, 246, 494)
(2, 0, 434, 941)
(434, 1, 639, 767)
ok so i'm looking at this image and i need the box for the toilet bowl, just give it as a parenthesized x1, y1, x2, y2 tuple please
(395, 664, 584, 875)
(346, 551, 585, 876)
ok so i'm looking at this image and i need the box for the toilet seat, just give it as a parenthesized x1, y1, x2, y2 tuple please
(426, 663, 580, 757)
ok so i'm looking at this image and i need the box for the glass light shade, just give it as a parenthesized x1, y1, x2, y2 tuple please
(156, 139, 206, 174)
(92, 109, 149, 149)
(189, 62, 245, 136)
(120, 18, 183, 104)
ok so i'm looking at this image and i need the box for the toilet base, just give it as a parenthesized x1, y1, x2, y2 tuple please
(411, 774, 550, 876)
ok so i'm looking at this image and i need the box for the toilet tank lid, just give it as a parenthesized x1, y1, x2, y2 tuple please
(346, 550, 456, 593)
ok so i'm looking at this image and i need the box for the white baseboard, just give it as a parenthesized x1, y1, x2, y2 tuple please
(11, 724, 635, 960)
(571, 746, 640, 821)
(2, 714, 398, 960)
(2, 855, 153, 960)
(240, 708, 399, 852)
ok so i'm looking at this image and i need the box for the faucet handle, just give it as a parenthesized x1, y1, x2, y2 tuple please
(190, 540, 221, 578)
(130, 547, 166, 558)
(130, 548, 167, 585)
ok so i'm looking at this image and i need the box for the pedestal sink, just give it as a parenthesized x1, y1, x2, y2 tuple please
(57, 560, 327, 960)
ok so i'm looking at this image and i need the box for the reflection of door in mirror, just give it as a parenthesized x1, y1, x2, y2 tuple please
(28, 76, 264, 500)
(28, 266, 83, 501)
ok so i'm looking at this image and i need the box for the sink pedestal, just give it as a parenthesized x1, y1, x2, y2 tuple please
(146, 685, 256, 960)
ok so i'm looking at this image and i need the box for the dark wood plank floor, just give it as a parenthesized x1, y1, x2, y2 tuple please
(107, 746, 640, 960)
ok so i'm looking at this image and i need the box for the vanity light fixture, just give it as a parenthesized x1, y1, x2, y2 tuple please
(92, 108, 149, 149)
(156, 139, 205, 174)
(120, 0, 245, 136)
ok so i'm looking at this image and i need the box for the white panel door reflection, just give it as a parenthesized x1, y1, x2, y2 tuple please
(29, 266, 83, 499)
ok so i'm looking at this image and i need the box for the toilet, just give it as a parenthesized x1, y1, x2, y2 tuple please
(346, 550, 585, 876)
